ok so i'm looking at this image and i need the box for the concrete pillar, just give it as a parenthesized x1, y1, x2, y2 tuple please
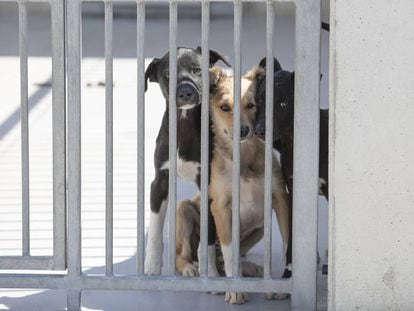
(329, 1, 414, 309)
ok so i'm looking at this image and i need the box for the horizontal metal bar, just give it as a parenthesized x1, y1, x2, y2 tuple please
(0, 0, 297, 3)
(0, 257, 54, 270)
(0, 275, 292, 293)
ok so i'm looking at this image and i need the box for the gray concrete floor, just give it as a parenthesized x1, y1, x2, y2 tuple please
(0, 3, 329, 310)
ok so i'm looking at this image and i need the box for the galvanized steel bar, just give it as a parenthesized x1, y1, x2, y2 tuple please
(136, 0, 146, 275)
(199, 0, 210, 277)
(263, 0, 274, 280)
(291, 0, 321, 310)
(0, 0, 296, 2)
(67, 0, 82, 279)
(0, 274, 292, 293)
(167, 1, 178, 275)
(231, 0, 242, 278)
(67, 289, 81, 311)
(105, 0, 114, 277)
(19, 0, 30, 257)
(67, 0, 82, 308)
(0, 256, 54, 270)
(50, 0, 67, 270)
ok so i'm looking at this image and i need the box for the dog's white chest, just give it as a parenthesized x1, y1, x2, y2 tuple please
(177, 157, 200, 183)
(160, 155, 200, 183)
(239, 177, 265, 235)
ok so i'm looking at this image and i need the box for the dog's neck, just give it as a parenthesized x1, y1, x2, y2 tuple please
(164, 101, 202, 129)
(212, 130, 259, 168)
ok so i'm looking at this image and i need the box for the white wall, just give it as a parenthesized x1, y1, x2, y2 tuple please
(329, 0, 414, 309)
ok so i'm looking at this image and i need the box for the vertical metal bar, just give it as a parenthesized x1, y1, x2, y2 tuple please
(67, 289, 81, 311)
(136, 0, 146, 275)
(168, 1, 178, 276)
(232, 0, 242, 278)
(199, 0, 210, 277)
(51, 0, 67, 270)
(67, 0, 82, 279)
(263, 0, 274, 280)
(105, 0, 114, 277)
(19, 1, 30, 257)
(291, 0, 321, 310)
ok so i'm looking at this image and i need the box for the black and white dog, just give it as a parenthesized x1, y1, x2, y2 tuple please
(144, 47, 230, 275)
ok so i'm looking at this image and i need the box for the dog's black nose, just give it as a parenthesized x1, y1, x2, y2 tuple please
(254, 126, 266, 139)
(177, 83, 198, 104)
(241, 125, 251, 140)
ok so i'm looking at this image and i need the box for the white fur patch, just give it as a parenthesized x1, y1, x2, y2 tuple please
(179, 103, 197, 110)
(319, 178, 327, 195)
(180, 109, 188, 119)
(197, 244, 220, 277)
(159, 154, 200, 184)
(145, 199, 167, 275)
(177, 155, 200, 183)
(221, 244, 233, 277)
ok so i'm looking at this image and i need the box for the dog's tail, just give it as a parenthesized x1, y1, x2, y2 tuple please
(322, 22, 330, 32)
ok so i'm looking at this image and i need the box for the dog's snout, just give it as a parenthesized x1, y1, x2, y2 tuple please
(177, 83, 198, 104)
(240, 125, 251, 140)
(254, 124, 266, 140)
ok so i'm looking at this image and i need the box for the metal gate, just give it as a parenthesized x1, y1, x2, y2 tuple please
(0, 0, 321, 310)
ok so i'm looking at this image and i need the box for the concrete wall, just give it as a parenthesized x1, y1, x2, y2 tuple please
(329, 0, 414, 310)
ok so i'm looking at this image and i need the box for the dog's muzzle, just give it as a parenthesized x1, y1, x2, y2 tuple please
(177, 82, 200, 109)
(240, 125, 252, 142)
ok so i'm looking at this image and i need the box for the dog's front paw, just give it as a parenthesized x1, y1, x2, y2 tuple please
(241, 261, 263, 277)
(264, 292, 290, 300)
(144, 254, 162, 275)
(182, 263, 199, 277)
(225, 292, 248, 304)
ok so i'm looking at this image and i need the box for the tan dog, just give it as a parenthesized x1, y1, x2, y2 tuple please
(208, 67, 290, 304)
(175, 193, 264, 279)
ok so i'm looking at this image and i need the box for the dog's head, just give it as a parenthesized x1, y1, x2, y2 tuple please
(145, 47, 230, 110)
(209, 66, 265, 143)
(254, 57, 295, 142)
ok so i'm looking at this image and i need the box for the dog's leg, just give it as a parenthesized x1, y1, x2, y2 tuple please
(176, 197, 200, 277)
(266, 185, 291, 300)
(211, 201, 248, 304)
(240, 227, 264, 256)
(283, 190, 293, 279)
(145, 171, 168, 275)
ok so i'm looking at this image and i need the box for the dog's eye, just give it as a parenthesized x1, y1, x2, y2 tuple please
(280, 102, 288, 107)
(247, 102, 255, 109)
(220, 104, 231, 112)
(164, 71, 169, 79)
(192, 67, 201, 75)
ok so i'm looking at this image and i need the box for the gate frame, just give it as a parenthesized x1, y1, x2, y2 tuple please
(0, 0, 66, 271)
(0, 0, 321, 310)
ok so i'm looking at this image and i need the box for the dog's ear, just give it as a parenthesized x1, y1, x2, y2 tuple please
(244, 66, 266, 84)
(209, 67, 223, 94)
(196, 46, 231, 68)
(258, 57, 282, 72)
(145, 58, 160, 92)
